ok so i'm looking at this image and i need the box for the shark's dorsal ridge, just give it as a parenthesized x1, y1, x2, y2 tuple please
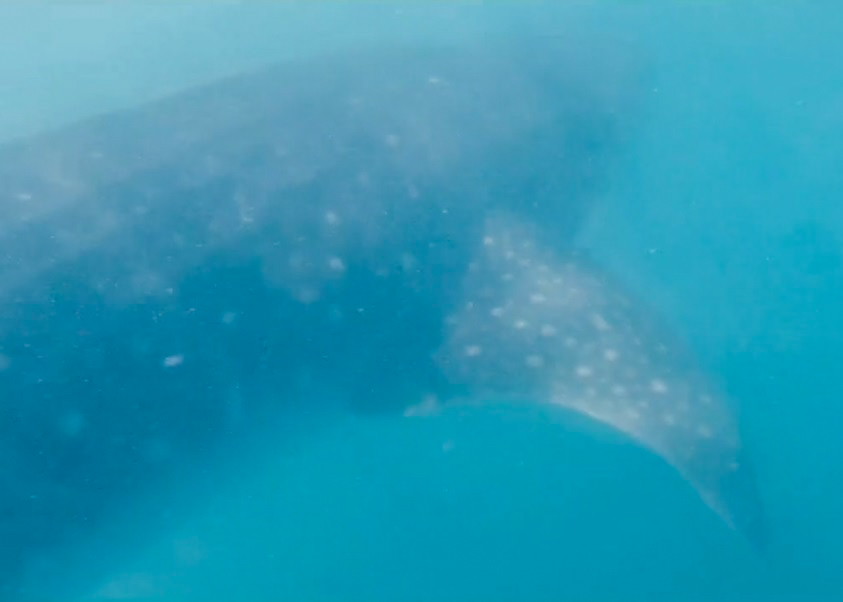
(435, 212, 769, 549)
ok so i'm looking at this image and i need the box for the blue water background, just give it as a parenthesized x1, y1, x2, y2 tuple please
(1, 3, 841, 599)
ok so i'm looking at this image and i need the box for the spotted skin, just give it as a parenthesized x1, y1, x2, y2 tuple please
(0, 38, 648, 593)
(0, 36, 766, 598)
(436, 214, 768, 549)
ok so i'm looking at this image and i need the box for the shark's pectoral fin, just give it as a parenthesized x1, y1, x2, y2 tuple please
(434, 212, 769, 549)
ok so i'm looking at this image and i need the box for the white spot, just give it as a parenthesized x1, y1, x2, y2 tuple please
(404, 394, 441, 417)
(611, 385, 627, 396)
(501, 273, 514, 281)
(163, 354, 184, 368)
(697, 425, 713, 438)
(325, 210, 341, 226)
(327, 256, 346, 272)
(529, 293, 547, 304)
(540, 324, 557, 337)
(700, 394, 712, 405)
(483, 236, 495, 247)
(513, 319, 528, 330)
(662, 413, 676, 426)
(221, 311, 238, 325)
(427, 75, 443, 85)
(16, 192, 32, 201)
(504, 250, 516, 260)
(603, 348, 619, 362)
(490, 307, 505, 318)
(525, 355, 545, 368)
(650, 379, 669, 394)
(575, 365, 593, 378)
(384, 133, 400, 147)
(464, 345, 483, 357)
(564, 337, 578, 348)
(591, 313, 611, 331)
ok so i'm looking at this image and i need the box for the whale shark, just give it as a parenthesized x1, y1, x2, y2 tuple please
(0, 35, 766, 596)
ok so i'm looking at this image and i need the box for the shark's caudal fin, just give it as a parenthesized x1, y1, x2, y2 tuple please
(434, 212, 768, 550)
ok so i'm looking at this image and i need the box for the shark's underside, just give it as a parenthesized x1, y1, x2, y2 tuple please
(0, 36, 766, 595)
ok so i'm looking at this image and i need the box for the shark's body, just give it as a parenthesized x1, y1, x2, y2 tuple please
(0, 37, 765, 595)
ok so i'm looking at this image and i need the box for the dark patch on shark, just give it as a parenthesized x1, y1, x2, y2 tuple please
(0, 35, 765, 595)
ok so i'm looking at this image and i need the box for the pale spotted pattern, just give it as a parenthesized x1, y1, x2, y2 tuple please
(435, 214, 761, 540)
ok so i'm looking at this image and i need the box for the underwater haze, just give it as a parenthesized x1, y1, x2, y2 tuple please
(1, 3, 842, 600)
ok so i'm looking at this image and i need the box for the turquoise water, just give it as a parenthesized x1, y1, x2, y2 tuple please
(1, 3, 841, 599)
